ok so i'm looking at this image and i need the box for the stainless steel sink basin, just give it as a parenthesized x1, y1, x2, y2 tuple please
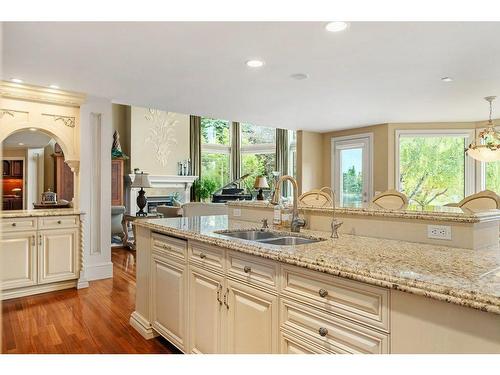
(258, 236, 321, 246)
(218, 230, 325, 246)
(219, 230, 281, 241)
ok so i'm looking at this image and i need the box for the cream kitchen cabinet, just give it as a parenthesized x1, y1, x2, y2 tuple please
(0, 215, 81, 300)
(188, 264, 225, 354)
(0, 231, 37, 290)
(225, 278, 279, 353)
(151, 252, 188, 352)
(38, 228, 79, 284)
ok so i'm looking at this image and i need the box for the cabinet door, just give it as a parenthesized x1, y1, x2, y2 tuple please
(151, 255, 187, 352)
(1, 231, 37, 290)
(225, 279, 279, 353)
(11, 160, 23, 177)
(111, 159, 124, 206)
(38, 228, 79, 284)
(188, 265, 225, 354)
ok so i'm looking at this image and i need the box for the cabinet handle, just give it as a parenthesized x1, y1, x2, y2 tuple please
(224, 288, 229, 309)
(318, 288, 328, 298)
(243, 265, 251, 273)
(318, 327, 328, 337)
(57, 220, 62, 224)
(39, 235, 42, 247)
(11, 222, 17, 227)
(199, 252, 207, 259)
(216, 284, 222, 305)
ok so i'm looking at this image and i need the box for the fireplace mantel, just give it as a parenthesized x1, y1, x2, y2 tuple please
(127, 174, 198, 214)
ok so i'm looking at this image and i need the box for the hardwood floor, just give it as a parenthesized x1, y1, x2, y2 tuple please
(1, 248, 180, 354)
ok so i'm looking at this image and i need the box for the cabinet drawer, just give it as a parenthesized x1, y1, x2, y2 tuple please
(227, 250, 278, 290)
(38, 215, 79, 230)
(2, 218, 37, 232)
(189, 242, 225, 273)
(281, 265, 389, 332)
(280, 298, 389, 354)
(280, 329, 335, 354)
(152, 232, 187, 262)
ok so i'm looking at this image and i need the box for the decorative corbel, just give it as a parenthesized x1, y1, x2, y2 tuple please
(65, 159, 80, 174)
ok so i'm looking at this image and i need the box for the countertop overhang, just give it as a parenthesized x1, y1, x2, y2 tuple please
(0, 208, 84, 218)
(135, 215, 500, 314)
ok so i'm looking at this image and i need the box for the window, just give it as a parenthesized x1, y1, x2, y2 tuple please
(240, 123, 276, 183)
(201, 118, 231, 190)
(485, 161, 500, 193)
(397, 130, 474, 208)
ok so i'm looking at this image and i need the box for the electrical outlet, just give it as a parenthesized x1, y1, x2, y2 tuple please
(427, 225, 452, 240)
(233, 208, 241, 217)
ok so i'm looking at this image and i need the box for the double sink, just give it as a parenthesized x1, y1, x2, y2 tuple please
(218, 229, 325, 246)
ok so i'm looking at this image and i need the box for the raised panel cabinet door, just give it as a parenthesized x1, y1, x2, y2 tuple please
(225, 279, 279, 354)
(111, 159, 124, 206)
(151, 256, 187, 352)
(0, 231, 37, 290)
(188, 266, 225, 354)
(38, 228, 79, 284)
(11, 160, 23, 177)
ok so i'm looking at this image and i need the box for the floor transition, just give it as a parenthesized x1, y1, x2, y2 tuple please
(1, 248, 180, 354)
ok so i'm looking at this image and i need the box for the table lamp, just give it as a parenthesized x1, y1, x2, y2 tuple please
(254, 176, 269, 201)
(131, 171, 152, 216)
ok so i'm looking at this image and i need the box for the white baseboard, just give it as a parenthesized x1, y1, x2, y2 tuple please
(130, 311, 158, 340)
(1, 280, 77, 301)
(85, 261, 113, 281)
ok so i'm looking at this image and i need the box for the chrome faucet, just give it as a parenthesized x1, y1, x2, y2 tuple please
(270, 175, 306, 232)
(319, 186, 343, 239)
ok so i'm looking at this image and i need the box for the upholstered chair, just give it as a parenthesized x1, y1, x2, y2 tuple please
(458, 190, 500, 211)
(370, 190, 408, 210)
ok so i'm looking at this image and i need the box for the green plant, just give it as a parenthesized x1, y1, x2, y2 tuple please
(194, 177, 218, 201)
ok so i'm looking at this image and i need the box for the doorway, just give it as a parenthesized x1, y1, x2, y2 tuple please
(331, 133, 373, 206)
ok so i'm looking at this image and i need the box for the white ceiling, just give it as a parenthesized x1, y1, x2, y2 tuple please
(3, 130, 53, 148)
(3, 22, 500, 132)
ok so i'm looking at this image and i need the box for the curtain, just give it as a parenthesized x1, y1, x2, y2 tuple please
(189, 115, 201, 201)
(231, 122, 240, 181)
(276, 128, 289, 196)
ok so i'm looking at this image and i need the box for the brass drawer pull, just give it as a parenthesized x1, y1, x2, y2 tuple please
(318, 327, 328, 337)
(11, 222, 17, 227)
(318, 288, 328, 298)
(57, 220, 62, 224)
(216, 284, 223, 305)
(199, 252, 207, 259)
(243, 266, 251, 273)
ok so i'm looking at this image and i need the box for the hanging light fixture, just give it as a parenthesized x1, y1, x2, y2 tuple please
(466, 96, 500, 162)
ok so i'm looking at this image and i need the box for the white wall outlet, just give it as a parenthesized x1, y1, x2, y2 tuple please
(233, 208, 241, 217)
(427, 225, 452, 240)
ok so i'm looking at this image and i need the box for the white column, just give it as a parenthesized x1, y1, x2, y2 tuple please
(79, 96, 113, 281)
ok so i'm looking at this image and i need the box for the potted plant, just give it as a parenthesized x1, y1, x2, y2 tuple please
(193, 177, 218, 202)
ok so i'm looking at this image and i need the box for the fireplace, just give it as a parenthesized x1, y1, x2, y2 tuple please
(146, 195, 175, 214)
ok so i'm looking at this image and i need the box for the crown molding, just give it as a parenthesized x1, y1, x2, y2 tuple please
(0, 81, 86, 107)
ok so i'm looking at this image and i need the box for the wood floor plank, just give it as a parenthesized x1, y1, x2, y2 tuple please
(1, 247, 180, 354)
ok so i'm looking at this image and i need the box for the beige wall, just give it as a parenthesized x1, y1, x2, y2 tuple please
(297, 130, 324, 194)
(130, 106, 190, 176)
(322, 124, 389, 194)
(43, 140, 56, 191)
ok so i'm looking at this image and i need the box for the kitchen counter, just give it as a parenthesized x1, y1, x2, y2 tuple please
(135, 215, 500, 314)
(227, 200, 500, 224)
(0, 208, 83, 218)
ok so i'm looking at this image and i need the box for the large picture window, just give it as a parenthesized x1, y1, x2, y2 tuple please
(397, 130, 474, 208)
(201, 118, 231, 190)
(240, 123, 276, 183)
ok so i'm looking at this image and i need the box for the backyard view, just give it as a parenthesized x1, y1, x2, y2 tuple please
(399, 135, 466, 207)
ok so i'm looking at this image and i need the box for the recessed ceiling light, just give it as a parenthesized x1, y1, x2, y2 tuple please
(29, 128, 37, 132)
(18, 143, 24, 146)
(49, 84, 60, 89)
(290, 73, 309, 80)
(441, 77, 453, 82)
(10, 78, 23, 83)
(246, 60, 265, 68)
(325, 22, 349, 32)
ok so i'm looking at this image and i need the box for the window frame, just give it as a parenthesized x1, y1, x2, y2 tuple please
(239, 124, 277, 176)
(395, 129, 476, 203)
(200, 118, 233, 185)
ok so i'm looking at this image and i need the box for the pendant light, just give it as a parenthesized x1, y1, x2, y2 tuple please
(466, 96, 500, 162)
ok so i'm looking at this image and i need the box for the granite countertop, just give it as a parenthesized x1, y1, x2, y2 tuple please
(226, 200, 500, 223)
(0, 208, 83, 218)
(135, 215, 500, 314)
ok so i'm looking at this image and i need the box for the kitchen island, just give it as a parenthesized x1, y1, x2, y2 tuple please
(131, 215, 500, 354)
(0, 208, 86, 300)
